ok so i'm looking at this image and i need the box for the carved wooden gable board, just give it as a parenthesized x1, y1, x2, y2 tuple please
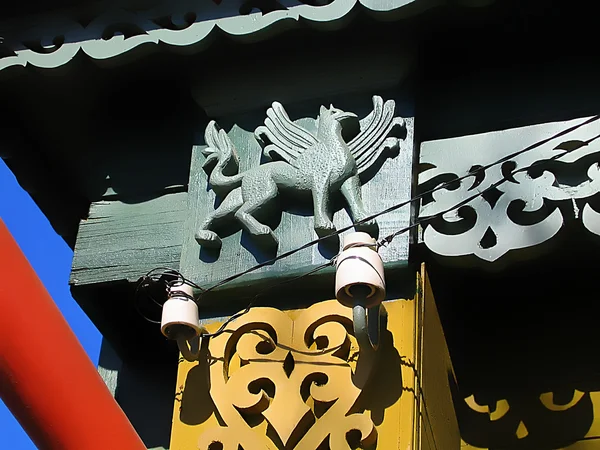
(418, 116, 600, 263)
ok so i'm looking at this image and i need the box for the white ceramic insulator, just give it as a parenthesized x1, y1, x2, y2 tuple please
(335, 232, 385, 308)
(160, 283, 201, 339)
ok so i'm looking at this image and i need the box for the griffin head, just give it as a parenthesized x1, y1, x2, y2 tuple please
(316, 104, 357, 139)
(319, 104, 357, 122)
(317, 104, 358, 139)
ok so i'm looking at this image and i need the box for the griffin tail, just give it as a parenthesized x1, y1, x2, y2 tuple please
(202, 120, 245, 194)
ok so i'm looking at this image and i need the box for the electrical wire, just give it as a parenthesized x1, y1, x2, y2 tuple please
(135, 116, 600, 327)
(134, 267, 207, 323)
(378, 142, 597, 247)
(133, 273, 164, 324)
(203, 114, 600, 293)
(201, 258, 336, 338)
(136, 145, 572, 326)
(133, 294, 162, 324)
(135, 258, 336, 332)
(142, 267, 206, 292)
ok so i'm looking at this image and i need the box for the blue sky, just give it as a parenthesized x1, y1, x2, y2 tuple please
(0, 159, 102, 448)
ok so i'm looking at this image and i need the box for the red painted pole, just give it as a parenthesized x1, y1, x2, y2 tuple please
(0, 220, 146, 450)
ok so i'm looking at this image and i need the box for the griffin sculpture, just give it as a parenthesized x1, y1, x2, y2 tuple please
(195, 95, 405, 248)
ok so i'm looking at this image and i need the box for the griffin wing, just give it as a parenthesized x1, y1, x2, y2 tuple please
(255, 101, 318, 165)
(349, 96, 405, 176)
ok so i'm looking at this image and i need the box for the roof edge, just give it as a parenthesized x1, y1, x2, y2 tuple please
(0, 0, 493, 74)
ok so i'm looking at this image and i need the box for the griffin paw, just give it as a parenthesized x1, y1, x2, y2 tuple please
(251, 228, 279, 248)
(195, 230, 223, 248)
(314, 220, 336, 237)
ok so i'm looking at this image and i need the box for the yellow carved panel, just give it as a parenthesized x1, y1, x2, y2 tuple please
(170, 266, 458, 449)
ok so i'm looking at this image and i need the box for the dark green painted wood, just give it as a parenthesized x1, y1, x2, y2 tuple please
(70, 192, 187, 286)
(179, 93, 415, 299)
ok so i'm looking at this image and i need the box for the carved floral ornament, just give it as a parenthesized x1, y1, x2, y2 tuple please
(0, 0, 494, 73)
(418, 116, 600, 262)
(194, 301, 380, 450)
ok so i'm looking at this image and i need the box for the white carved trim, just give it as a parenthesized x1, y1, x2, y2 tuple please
(0, 0, 419, 73)
(418, 116, 600, 262)
(0, 0, 495, 73)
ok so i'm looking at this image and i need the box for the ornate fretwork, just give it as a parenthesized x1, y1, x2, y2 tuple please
(0, 0, 495, 73)
(460, 390, 600, 449)
(0, 0, 424, 73)
(418, 116, 600, 262)
(197, 301, 377, 450)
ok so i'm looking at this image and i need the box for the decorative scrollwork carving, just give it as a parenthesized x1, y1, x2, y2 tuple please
(198, 301, 378, 449)
(0, 0, 494, 73)
(418, 116, 600, 262)
(460, 389, 600, 449)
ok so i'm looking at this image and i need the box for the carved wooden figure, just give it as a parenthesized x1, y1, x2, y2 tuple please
(196, 96, 405, 249)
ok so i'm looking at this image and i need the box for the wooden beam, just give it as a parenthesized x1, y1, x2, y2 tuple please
(70, 192, 186, 286)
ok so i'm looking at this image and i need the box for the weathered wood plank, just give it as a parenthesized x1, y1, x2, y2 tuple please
(70, 192, 187, 286)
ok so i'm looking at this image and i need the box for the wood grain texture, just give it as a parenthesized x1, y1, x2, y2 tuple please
(180, 94, 414, 292)
(70, 192, 187, 286)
